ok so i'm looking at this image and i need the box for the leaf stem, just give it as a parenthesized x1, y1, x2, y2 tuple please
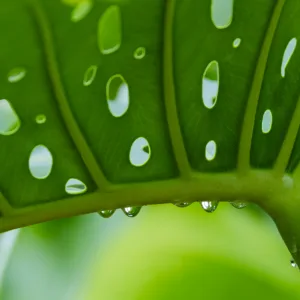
(163, 0, 191, 180)
(237, 0, 286, 175)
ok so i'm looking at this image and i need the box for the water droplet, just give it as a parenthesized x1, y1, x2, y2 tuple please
(281, 38, 297, 78)
(201, 201, 218, 213)
(122, 206, 141, 217)
(230, 201, 247, 209)
(29, 145, 53, 179)
(202, 61, 219, 109)
(134, 47, 146, 60)
(106, 74, 129, 117)
(211, 0, 234, 29)
(0, 99, 21, 135)
(233, 38, 241, 48)
(83, 65, 98, 87)
(71, 1, 93, 22)
(262, 109, 272, 134)
(8, 67, 26, 83)
(65, 178, 87, 195)
(205, 140, 217, 161)
(174, 202, 191, 208)
(99, 210, 115, 218)
(98, 5, 121, 55)
(129, 137, 151, 167)
(291, 259, 298, 268)
(35, 114, 46, 124)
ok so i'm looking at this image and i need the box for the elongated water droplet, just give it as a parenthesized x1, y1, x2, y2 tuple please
(65, 178, 87, 195)
(211, 0, 234, 29)
(291, 259, 298, 268)
(262, 109, 272, 134)
(174, 202, 191, 208)
(281, 38, 297, 78)
(233, 38, 241, 48)
(71, 1, 93, 22)
(122, 206, 141, 218)
(134, 47, 146, 60)
(203, 61, 219, 109)
(230, 201, 247, 209)
(35, 114, 46, 124)
(129, 137, 151, 167)
(0, 99, 21, 135)
(99, 210, 115, 218)
(106, 74, 129, 117)
(8, 67, 26, 83)
(29, 145, 53, 179)
(83, 65, 98, 86)
(98, 5, 121, 55)
(201, 201, 218, 213)
(205, 140, 217, 161)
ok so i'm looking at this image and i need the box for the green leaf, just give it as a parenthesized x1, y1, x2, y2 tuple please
(1, 0, 300, 266)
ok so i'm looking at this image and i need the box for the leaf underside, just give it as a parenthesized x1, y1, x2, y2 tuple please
(1, 0, 300, 231)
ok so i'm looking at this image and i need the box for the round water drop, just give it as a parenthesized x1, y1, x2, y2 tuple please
(129, 137, 151, 167)
(29, 145, 53, 179)
(262, 109, 272, 134)
(83, 65, 98, 87)
(281, 38, 297, 78)
(106, 74, 129, 117)
(98, 5, 122, 55)
(205, 140, 217, 161)
(201, 201, 218, 213)
(99, 210, 115, 218)
(291, 259, 298, 268)
(0, 99, 21, 135)
(230, 201, 247, 209)
(202, 61, 219, 109)
(65, 178, 87, 195)
(71, 1, 93, 22)
(174, 202, 191, 208)
(35, 114, 46, 124)
(122, 206, 141, 218)
(211, 0, 234, 29)
(8, 67, 26, 83)
(233, 38, 241, 48)
(134, 47, 146, 59)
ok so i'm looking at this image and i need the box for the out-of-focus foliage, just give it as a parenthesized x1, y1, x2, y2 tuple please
(1, 204, 300, 300)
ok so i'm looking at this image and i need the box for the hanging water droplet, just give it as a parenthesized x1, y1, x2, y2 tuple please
(262, 109, 272, 134)
(134, 47, 146, 60)
(230, 201, 247, 209)
(205, 140, 217, 161)
(281, 38, 297, 78)
(201, 201, 218, 213)
(98, 5, 122, 55)
(174, 202, 191, 208)
(83, 65, 98, 87)
(65, 178, 87, 195)
(202, 61, 219, 109)
(106, 74, 129, 117)
(29, 145, 53, 179)
(291, 259, 298, 268)
(129, 137, 151, 167)
(0, 99, 21, 135)
(122, 206, 141, 218)
(99, 210, 115, 218)
(35, 114, 46, 124)
(8, 67, 26, 83)
(211, 0, 234, 29)
(233, 38, 241, 48)
(71, 1, 93, 22)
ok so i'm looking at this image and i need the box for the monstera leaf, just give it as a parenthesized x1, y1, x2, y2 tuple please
(1, 0, 300, 264)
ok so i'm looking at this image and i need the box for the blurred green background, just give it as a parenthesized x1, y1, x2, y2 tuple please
(1, 204, 300, 300)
